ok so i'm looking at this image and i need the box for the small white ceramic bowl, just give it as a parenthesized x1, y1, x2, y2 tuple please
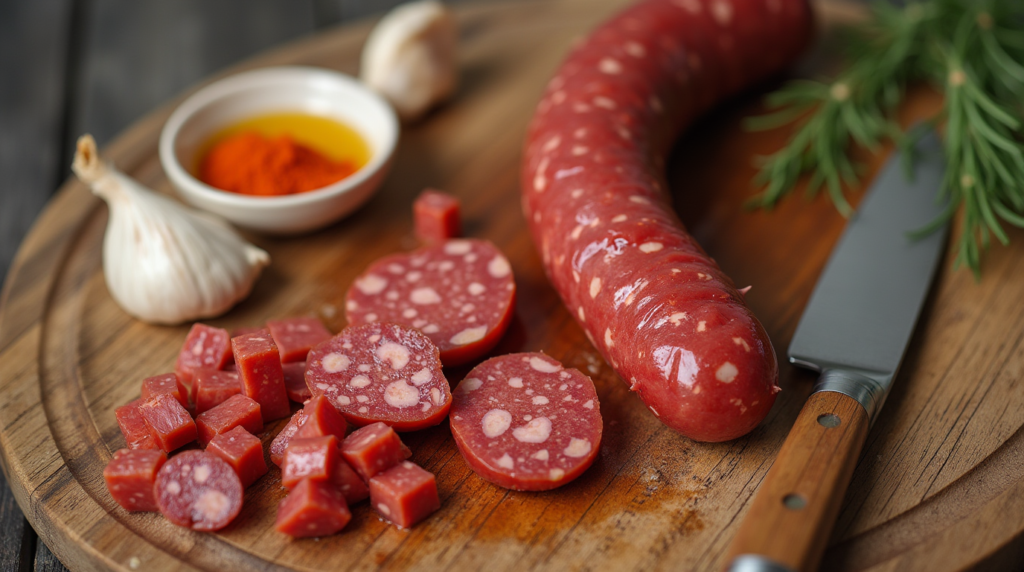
(159, 66, 399, 234)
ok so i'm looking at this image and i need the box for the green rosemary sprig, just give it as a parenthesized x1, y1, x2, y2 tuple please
(747, 0, 1024, 276)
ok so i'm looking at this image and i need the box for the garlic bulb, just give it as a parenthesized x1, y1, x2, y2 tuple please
(72, 135, 270, 325)
(360, 0, 458, 122)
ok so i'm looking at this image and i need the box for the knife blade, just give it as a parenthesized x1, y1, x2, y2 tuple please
(724, 131, 949, 572)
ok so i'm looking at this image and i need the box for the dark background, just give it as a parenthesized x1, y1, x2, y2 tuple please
(0, 1, 506, 569)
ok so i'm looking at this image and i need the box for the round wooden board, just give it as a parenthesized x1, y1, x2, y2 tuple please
(2, 0, 1023, 570)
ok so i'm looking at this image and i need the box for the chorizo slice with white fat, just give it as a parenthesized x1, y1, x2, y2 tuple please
(345, 239, 515, 366)
(154, 450, 243, 531)
(306, 323, 451, 431)
(449, 353, 602, 491)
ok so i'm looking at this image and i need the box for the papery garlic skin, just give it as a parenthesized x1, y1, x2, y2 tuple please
(73, 135, 270, 325)
(360, 0, 458, 122)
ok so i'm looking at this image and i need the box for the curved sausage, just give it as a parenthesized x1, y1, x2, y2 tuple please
(521, 0, 812, 441)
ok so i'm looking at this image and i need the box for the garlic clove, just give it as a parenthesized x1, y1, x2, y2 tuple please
(360, 0, 458, 122)
(73, 134, 270, 325)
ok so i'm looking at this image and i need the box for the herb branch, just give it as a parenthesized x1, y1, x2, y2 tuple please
(747, 0, 1024, 276)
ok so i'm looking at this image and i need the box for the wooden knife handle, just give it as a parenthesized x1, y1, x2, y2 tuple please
(724, 390, 870, 572)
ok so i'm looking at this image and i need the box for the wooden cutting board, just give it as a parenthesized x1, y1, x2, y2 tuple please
(1, 1, 1023, 570)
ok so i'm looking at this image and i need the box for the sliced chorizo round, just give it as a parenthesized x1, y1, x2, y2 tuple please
(305, 322, 451, 431)
(449, 353, 602, 491)
(345, 239, 516, 366)
(154, 450, 243, 531)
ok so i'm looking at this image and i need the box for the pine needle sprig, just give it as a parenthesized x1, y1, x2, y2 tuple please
(747, 0, 1024, 275)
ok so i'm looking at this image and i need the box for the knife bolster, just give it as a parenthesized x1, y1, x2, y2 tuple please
(813, 368, 889, 425)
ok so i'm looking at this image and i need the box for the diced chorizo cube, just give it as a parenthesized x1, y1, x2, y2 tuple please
(193, 368, 242, 414)
(140, 373, 188, 409)
(104, 449, 167, 512)
(139, 393, 197, 452)
(267, 317, 332, 363)
(369, 461, 440, 528)
(283, 361, 311, 403)
(275, 478, 351, 538)
(414, 189, 461, 242)
(340, 422, 411, 481)
(195, 394, 263, 447)
(270, 409, 308, 467)
(294, 395, 347, 441)
(332, 456, 369, 505)
(115, 398, 159, 450)
(206, 426, 268, 488)
(175, 324, 232, 396)
(232, 331, 290, 422)
(282, 435, 339, 488)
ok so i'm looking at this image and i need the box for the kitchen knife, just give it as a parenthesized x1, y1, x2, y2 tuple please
(724, 131, 949, 572)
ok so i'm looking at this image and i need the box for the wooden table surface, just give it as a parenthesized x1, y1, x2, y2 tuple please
(0, 2, 513, 569)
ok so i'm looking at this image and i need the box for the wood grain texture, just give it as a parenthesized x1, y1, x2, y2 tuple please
(726, 391, 870, 571)
(0, 1, 1023, 571)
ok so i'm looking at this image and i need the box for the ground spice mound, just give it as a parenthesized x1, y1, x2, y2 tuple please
(199, 131, 358, 196)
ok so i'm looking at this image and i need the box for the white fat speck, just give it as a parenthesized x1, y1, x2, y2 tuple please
(166, 481, 181, 495)
(523, 414, 533, 421)
(349, 375, 371, 388)
(604, 328, 614, 347)
(593, 96, 616, 109)
(532, 449, 549, 461)
(364, 313, 378, 322)
(337, 396, 352, 406)
(534, 156, 550, 192)
(356, 395, 369, 403)
(461, 303, 475, 313)
(639, 242, 664, 253)
(583, 400, 594, 410)
(194, 490, 230, 522)
(549, 468, 565, 480)
(464, 253, 478, 263)
(571, 189, 584, 199)
(438, 260, 455, 272)
(669, 312, 687, 326)
(451, 326, 487, 346)
(513, 417, 552, 443)
(406, 271, 423, 282)
(564, 438, 592, 458)
(590, 277, 602, 299)
(385, 291, 399, 301)
(358, 406, 368, 413)
(422, 324, 440, 334)
(697, 321, 707, 332)
(573, 271, 580, 283)
(346, 300, 358, 312)
(716, 362, 738, 383)
(556, 166, 584, 180)
(431, 387, 441, 405)
(599, 58, 622, 74)
(413, 319, 427, 328)
(508, 377, 524, 388)
(355, 274, 388, 295)
(358, 364, 371, 372)
(497, 453, 514, 469)
(482, 409, 512, 437)
(624, 41, 645, 57)
(543, 135, 561, 152)
(411, 368, 432, 386)
(578, 307, 585, 322)
(571, 145, 589, 156)
(402, 308, 417, 319)
(444, 240, 473, 255)
(322, 353, 350, 373)
(488, 256, 511, 278)
(552, 90, 566, 104)
(611, 214, 627, 223)
(530, 356, 562, 373)
(629, 195, 650, 204)
(368, 334, 381, 343)
(733, 337, 752, 352)
(377, 342, 411, 370)
(377, 503, 391, 516)
(712, 0, 733, 24)
(387, 263, 404, 274)
(571, 225, 584, 240)
(460, 378, 483, 393)
(532, 396, 549, 405)
(410, 287, 442, 305)
(193, 465, 210, 483)
(384, 380, 419, 407)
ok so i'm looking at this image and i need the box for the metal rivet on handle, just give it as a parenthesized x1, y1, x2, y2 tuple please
(817, 413, 841, 428)
(782, 494, 806, 510)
